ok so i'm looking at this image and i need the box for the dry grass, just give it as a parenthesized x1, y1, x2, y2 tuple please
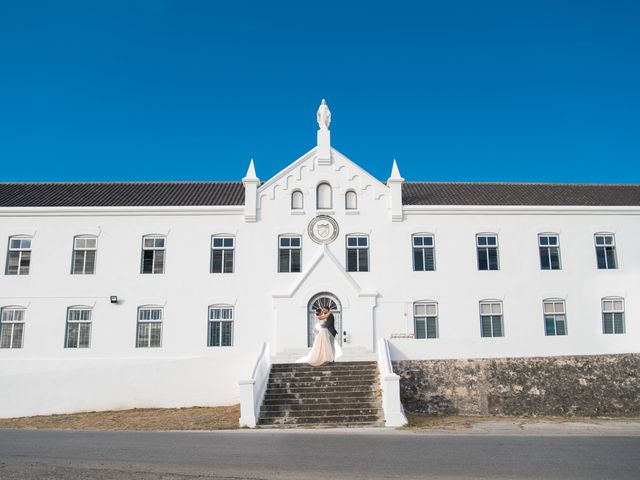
(0, 405, 240, 431)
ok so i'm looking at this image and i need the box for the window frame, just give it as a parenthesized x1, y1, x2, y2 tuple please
(542, 299, 567, 336)
(345, 190, 358, 210)
(538, 233, 561, 270)
(71, 235, 98, 275)
(141, 235, 166, 274)
(208, 305, 234, 347)
(278, 235, 302, 273)
(316, 182, 332, 210)
(211, 235, 235, 274)
(64, 306, 93, 348)
(479, 300, 504, 337)
(601, 297, 625, 334)
(594, 233, 618, 270)
(0, 306, 26, 349)
(412, 234, 436, 271)
(6, 236, 32, 275)
(476, 234, 499, 271)
(291, 190, 304, 210)
(346, 234, 370, 272)
(413, 301, 438, 339)
(136, 306, 163, 348)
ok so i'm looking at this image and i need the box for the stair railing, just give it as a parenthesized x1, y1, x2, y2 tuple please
(377, 338, 408, 427)
(239, 341, 271, 428)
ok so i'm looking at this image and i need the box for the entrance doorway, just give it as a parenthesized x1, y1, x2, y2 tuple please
(307, 293, 342, 347)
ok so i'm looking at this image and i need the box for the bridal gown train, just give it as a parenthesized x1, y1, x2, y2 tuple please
(296, 321, 343, 366)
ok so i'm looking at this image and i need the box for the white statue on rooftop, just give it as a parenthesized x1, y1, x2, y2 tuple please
(316, 99, 331, 131)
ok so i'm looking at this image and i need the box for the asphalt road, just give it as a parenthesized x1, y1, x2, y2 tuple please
(1, 428, 639, 479)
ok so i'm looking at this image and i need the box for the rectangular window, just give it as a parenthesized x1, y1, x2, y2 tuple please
(0, 307, 25, 349)
(208, 306, 234, 347)
(595, 234, 617, 269)
(136, 307, 163, 347)
(346, 235, 369, 272)
(413, 235, 435, 271)
(6, 237, 31, 275)
(602, 298, 625, 334)
(71, 236, 97, 275)
(278, 236, 301, 273)
(480, 301, 503, 337)
(141, 236, 165, 274)
(414, 302, 438, 339)
(211, 236, 234, 273)
(65, 308, 92, 348)
(476, 234, 499, 271)
(539, 234, 561, 270)
(543, 300, 567, 336)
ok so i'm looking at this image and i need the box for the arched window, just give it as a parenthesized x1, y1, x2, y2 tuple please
(136, 306, 163, 348)
(479, 300, 503, 337)
(141, 235, 166, 274)
(71, 235, 98, 275)
(316, 182, 332, 209)
(211, 235, 235, 273)
(602, 297, 625, 334)
(0, 306, 26, 349)
(6, 236, 32, 275)
(414, 301, 438, 339)
(595, 233, 617, 269)
(542, 299, 567, 336)
(291, 190, 304, 210)
(208, 305, 234, 346)
(345, 190, 357, 210)
(65, 306, 93, 348)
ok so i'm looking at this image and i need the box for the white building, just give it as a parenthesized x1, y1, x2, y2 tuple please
(1, 100, 639, 421)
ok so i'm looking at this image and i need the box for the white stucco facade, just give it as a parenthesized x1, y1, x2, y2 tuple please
(1, 103, 638, 419)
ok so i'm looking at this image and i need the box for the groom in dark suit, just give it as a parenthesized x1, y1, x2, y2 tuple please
(323, 307, 338, 342)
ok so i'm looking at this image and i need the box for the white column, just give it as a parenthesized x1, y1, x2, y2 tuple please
(387, 159, 404, 222)
(242, 159, 260, 223)
(317, 129, 331, 165)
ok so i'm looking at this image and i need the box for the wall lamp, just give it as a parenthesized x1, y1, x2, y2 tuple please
(110, 296, 118, 304)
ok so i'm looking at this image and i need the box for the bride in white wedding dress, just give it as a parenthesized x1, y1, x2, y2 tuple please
(296, 308, 343, 366)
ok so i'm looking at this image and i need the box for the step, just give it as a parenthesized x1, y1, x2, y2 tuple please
(262, 396, 379, 406)
(258, 414, 382, 425)
(264, 387, 378, 396)
(257, 420, 386, 429)
(266, 379, 376, 388)
(271, 356, 378, 364)
(269, 371, 378, 380)
(261, 404, 381, 414)
(264, 390, 380, 400)
(259, 407, 382, 419)
(272, 361, 377, 368)
(269, 366, 378, 375)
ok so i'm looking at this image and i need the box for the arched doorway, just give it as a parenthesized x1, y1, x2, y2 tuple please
(307, 292, 342, 347)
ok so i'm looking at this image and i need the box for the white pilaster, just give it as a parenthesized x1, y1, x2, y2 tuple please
(242, 159, 260, 222)
(316, 129, 331, 165)
(387, 159, 404, 222)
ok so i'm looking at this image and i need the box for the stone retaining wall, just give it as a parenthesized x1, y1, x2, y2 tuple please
(393, 354, 640, 416)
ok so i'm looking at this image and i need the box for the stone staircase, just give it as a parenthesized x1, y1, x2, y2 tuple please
(258, 361, 384, 428)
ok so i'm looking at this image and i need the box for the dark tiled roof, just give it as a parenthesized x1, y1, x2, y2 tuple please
(0, 182, 244, 207)
(1, 180, 639, 208)
(402, 182, 640, 206)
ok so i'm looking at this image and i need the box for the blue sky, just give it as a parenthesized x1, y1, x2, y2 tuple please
(0, 1, 639, 183)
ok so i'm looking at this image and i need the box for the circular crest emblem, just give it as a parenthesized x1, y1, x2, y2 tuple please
(308, 215, 339, 244)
